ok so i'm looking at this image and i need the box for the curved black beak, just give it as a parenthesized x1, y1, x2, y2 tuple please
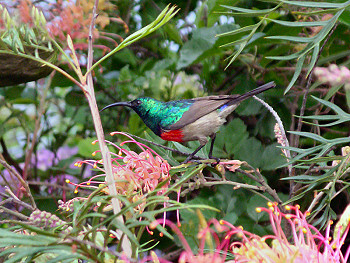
(100, 101, 132, 112)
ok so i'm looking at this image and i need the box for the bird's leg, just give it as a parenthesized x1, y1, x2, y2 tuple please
(181, 142, 207, 164)
(208, 133, 220, 165)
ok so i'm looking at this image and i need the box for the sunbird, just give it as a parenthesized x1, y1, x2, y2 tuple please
(101, 81, 276, 163)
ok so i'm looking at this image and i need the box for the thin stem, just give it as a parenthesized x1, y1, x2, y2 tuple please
(238, 164, 283, 206)
(0, 191, 35, 211)
(85, 0, 132, 257)
(0, 159, 36, 209)
(291, 22, 339, 198)
(0, 205, 29, 220)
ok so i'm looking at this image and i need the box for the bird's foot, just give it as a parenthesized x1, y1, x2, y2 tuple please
(209, 156, 220, 167)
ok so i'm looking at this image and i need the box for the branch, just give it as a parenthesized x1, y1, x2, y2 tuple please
(85, 0, 132, 257)
(0, 159, 36, 209)
(291, 22, 339, 197)
(0, 205, 29, 221)
(0, 190, 35, 211)
(237, 164, 283, 206)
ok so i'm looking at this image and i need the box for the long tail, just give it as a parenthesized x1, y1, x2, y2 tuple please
(226, 81, 276, 106)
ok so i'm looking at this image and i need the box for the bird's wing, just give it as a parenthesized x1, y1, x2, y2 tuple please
(165, 81, 276, 131)
(165, 95, 236, 130)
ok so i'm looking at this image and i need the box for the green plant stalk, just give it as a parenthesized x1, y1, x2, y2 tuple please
(85, 0, 132, 256)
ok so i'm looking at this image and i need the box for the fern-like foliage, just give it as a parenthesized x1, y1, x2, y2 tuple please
(218, 0, 350, 93)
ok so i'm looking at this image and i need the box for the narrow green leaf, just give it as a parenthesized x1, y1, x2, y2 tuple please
(220, 37, 248, 48)
(306, 43, 319, 77)
(312, 96, 350, 117)
(288, 131, 329, 143)
(225, 42, 246, 68)
(266, 49, 304, 60)
(284, 53, 306, 94)
(281, 0, 346, 9)
(89, 5, 179, 74)
(319, 50, 350, 66)
(217, 24, 257, 37)
(267, 18, 328, 27)
(266, 35, 313, 43)
(220, 5, 277, 14)
(293, 8, 340, 16)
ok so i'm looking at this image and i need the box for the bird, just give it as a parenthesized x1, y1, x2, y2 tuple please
(101, 81, 276, 163)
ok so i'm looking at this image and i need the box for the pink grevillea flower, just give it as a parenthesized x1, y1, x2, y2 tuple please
(225, 202, 350, 263)
(314, 64, 350, 90)
(149, 203, 350, 262)
(68, 132, 171, 214)
(149, 218, 229, 263)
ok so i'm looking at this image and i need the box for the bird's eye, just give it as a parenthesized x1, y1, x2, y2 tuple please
(132, 99, 142, 106)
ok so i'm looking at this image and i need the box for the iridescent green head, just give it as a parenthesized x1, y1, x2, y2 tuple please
(101, 97, 165, 136)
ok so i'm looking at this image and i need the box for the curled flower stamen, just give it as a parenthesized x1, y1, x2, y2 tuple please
(73, 132, 171, 215)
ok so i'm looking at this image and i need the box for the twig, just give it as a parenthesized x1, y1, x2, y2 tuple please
(0, 159, 36, 209)
(194, 180, 263, 191)
(0, 205, 29, 221)
(0, 191, 35, 211)
(238, 164, 283, 206)
(292, 22, 338, 197)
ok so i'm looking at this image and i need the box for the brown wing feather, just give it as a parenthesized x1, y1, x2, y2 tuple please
(167, 95, 237, 130)
(167, 81, 276, 131)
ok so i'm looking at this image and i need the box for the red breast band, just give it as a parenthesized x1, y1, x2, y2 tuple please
(160, 130, 184, 142)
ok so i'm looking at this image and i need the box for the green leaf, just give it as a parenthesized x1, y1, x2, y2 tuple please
(266, 35, 313, 43)
(288, 131, 328, 143)
(65, 89, 85, 106)
(284, 53, 306, 94)
(224, 18, 265, 68)
(164, 23, 183, 45)
(77, 137, 99, 157)
(220, 5, 278, 16)
(261, 143, 287, 171)
(306, 43, 319, 77)
(247, 195, 270, 222)
(215, 118, 249, 157)
(216, 24, 257, 37)
(235, 137, 263, 168)
(280, 0, 346, 9)
(299, 96, 350, 127)
(267, 19, 328, 27)
(90, 5, 179, 72)
(177, 24, 237, 69)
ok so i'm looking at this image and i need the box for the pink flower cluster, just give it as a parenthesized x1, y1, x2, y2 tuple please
(314, 64, 350, 90)
(68, 132, 171, 213)
(147, 203, 350, 263)
(229, 203, 350, 263)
